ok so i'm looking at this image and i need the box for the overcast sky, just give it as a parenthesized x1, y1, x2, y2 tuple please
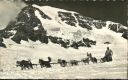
(0, 0, 26, 30)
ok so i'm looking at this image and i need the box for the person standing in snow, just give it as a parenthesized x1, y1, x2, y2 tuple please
(104, 47, 113, 62)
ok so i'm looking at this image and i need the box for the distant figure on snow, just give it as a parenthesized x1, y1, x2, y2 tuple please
(101, 47, 113, 62)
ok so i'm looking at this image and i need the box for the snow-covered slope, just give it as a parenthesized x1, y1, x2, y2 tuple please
(0, 32, 127, 79)
(0, 4, 127, 79)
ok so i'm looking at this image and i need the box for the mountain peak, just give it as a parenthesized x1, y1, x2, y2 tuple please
(0, 4, 127, 48)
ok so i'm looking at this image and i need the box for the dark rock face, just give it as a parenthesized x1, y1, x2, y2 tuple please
(0, 36, 6, 48)
(93, 22, 106, 29)
(70, 38, 96, 49)
(108, 23, 128, 40)
(48, 36, 96, 49)
(0, 42, 6, 48)
(58, 11, 77, 26)
(74, 13, 92, 30)
(108, 23, 127, 33)
(122, 30, 128, 39)
(0, 5, 51, 44)
(48, 36, 70, 48)
(74, 13, 107, 30)
(108, 24, 119, 32)
(58, 11, 94, 30)
(74, 13, 94, 22)
(0, 29, 13, 39)
(11, 5, 51, 43)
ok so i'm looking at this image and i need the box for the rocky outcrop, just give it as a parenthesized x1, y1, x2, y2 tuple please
(58, 11, 77, 26)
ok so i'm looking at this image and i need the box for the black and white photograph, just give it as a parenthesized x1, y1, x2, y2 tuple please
(0, 0, 127, 79)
